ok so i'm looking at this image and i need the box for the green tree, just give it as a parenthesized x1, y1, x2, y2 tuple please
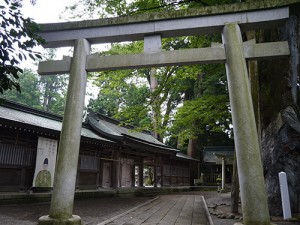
(38, 50, 68, 115)
(39, 74, 68, 115)
(2, 49, 68, 115)
(63, 0, 238, 18)
(66, 0, 235, 149)
(0, 0, 43, 94)
(1, 69, 42, 108)
(88, 79, 151, 128)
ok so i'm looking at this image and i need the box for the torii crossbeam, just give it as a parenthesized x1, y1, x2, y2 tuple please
(36, 1, 297, 225)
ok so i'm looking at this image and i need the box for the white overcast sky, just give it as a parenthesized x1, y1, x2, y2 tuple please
(22, 0, 78, 23)
(20, 0, 78, 69)
(21, 0, 100, 102)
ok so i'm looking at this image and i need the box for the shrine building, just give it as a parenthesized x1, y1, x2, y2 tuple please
(0, 98, 198, 193)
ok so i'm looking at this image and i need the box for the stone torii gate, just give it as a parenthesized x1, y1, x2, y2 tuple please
(36, 1, 294, 225)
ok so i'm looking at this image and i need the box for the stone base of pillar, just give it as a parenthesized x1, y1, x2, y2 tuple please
(38, 215, 81, 225)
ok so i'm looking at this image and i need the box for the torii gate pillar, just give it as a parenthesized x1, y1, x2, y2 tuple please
(222, 23, 270, 225)
(38, 38, 90, 225)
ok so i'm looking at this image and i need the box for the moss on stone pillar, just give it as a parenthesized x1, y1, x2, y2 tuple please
(222, 23, 270, 225)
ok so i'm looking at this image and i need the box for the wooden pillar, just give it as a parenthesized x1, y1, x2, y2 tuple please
(153, 157, 157, 187)
(39, 38, 90, 225)
(138, 162, 144, 187)
(96, 158, 101, 188)
(98, 159, 103, 188)
(160, 165, 164, 187)
(131, 163, 136, 187)
(221, 157, 225, 190)
(112, 150, 120, 188)
(222, 23, 270, 225)
(20, 167, 26, 191)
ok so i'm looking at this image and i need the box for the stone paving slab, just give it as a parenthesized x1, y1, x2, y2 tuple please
(98, 195, 211, 225)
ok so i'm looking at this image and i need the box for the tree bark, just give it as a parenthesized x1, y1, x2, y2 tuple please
(187, 138, 197, 159)
(259, 15, 300, 215)
(231, 150, 239, 213)
(149, 68, 162, 141)
(261, 107, 300, 215)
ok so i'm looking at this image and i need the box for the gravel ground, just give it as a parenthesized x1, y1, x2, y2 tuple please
(0, 191, 299, 225)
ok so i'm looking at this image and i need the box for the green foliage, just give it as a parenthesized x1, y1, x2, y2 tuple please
(88, 67, 152, 128)
(38, 49, 68, 115)
(2, 48, 68, 116)
(2, 68, 68, 115)
(170, 63, 232, 150)
(0, 0, 44, 94)
(172, 95, 231, 138)
(69, 0, 235, 149)
(1, 69, 42, 109)
(63, 0, 238, 18)
(39, 75, 68, 115)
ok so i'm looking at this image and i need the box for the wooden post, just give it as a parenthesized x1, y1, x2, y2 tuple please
(98, 159, 103, 188)
(222, 23, 270, 225)
(138, 162, 144, 187)
(153, 157, 158, 187)
(112, 150, 120, 188)
(131, 163, 136, 187)
(221, 157, 225, 190)
(38, 38, 90, 225)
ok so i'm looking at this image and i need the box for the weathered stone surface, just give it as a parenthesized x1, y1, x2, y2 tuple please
(222, 23, 270, 225)
(39, 39, 91, 224)
(37, 1, 296, 48)
(262, 107, 300, 216)
(38, 0, 298, 32)
(259, 14, 300, 216)
(38, 215, 81, 225)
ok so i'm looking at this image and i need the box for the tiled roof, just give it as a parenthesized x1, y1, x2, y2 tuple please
(203, 146, 234, 164)
(88, 112, 178, 152)
(0, 99, 113, 143)
(0, 99, 195, 161)
(176, 152, 199, 161)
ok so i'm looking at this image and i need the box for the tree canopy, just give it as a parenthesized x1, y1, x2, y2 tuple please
(80, 0, 235, 152)
(2, 50, 68, 116)
(2, 0, 235, 153)
(0, 0, 44, 94)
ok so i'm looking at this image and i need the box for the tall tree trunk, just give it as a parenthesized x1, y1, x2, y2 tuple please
(231, 150, 239, 213)
(246, 30, 261, 149)
(259, 15, 300, 215)
(42, 81, 49, 111)
(150, 68, 162, 141)
(187, 138, 197, 158)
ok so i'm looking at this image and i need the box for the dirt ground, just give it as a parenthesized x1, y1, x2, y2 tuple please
(198, 191, 300, 225)
(0, 191, 299, 225)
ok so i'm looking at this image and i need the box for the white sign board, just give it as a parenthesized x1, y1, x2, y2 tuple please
(33, 137, 58, 188)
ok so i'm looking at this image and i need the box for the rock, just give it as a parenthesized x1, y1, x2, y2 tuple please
(226, 213, 236, 219)
(220, 214, 227, 219)
(210, 204, 217, 209)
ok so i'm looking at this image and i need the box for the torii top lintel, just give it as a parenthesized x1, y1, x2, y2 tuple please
(38, 0, 299, 48)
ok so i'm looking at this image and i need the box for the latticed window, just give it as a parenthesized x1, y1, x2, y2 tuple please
(0, 143, 35, 166)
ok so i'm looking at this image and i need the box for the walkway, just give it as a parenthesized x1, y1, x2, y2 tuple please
(98, 195, 211, 225)
(0, 191, 299, 225)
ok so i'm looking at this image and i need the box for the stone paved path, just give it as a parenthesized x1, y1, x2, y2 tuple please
(98, 195, 210, 225)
